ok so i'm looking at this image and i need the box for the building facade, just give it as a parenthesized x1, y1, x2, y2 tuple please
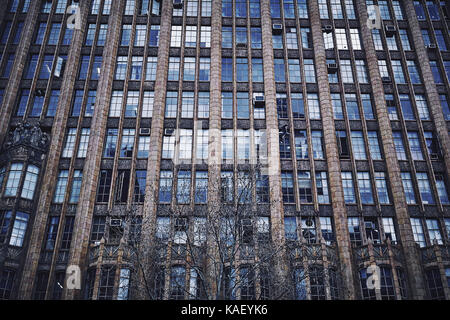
(0, 0, 449, 300)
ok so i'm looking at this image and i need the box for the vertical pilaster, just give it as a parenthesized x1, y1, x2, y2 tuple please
(139, 0, 173, 298)
(205, 0, 222, 298)
(62, 0, 127, 300)
(260, 0, 288, 298)
(0, 0, 40, 146)
(403, 0, 450, 176)
(355, 0, 426, 299)
(308, 0, 356, 299)
(18, 0, 91, 299)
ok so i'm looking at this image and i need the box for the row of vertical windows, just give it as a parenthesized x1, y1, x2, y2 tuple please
(0, 163, 39, 200)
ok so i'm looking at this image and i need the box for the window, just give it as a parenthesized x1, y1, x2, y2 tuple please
(304, 59, 316, 83)
(221, 130, 233, 161)
(171, 26, 182, 47)
(281, 172, 295, 203)
(53, 170, 69, 203)
(98, 266, 115, 300)
(307, 93, 320, 120)
(222, 92, 233, 119)
(435, 175, 450, 204)
(379, 267, 396, 300)
(430, 61, 443, 84)
(336, 29, 348, 50)
(48, 23, 61, 45)
(195, 171, 208, 204)
(440, 95, 450, 120)
(119, 129, 135, 157)
(399, 30, 411, 50)
(315, 172, 330, 204)
(435, 30, 447, 51)
(301, 28, 312, 49)
(348, 217, 361, 246)
(185, 26, 197, 47)
(340, 60, 354, 83)
(237, 92, 249, 119)
(199, 58, 210, 81)
(117, 268, 130, 300)
(162, 134, 175, 159)
(91, 217, 106, 242)
(21, 165, 39, 200)
(69, 171, 83, 203)
(202, 0, 212, 16)
(279, 129, 291, 159)
(9, 212, 29, 247)
(391, 60, 405, 83)
(149, 25, 160, 47)
(251, 27, 262, 49)
(411, 218, 426, 247)
(5, 164, 23, 197)
(417, 173, 434, 204)
(382, 218, 397, 244)
(198, 92, 209, 118)
(165, 92, 178, 118)
(341, 172, 356, 204)
(318, 0, 329, 18)
(288, 59, 301, 83)
(286, 29, 298, 49)
(407, 60, 421, 84)
(236, 59, 248, 82)
(357, 172, 374, 204)
(130, 57, 143, 80)
(134, 170, 146, 203)
(274, 59, 285, 82)
(351, 131, 367, 160)
(39, 55, 53, 79)
(45, 217, 60, 251)
(170, 266, 186, 300)
(96, 170, 112, 203)
(294, 130, 308, 160)
(372, 29, 383, 50)
(168, 57, 180, 81)
(401, 172, 416, 204)
(350, 29, 361, 50)
(393, 132, 407, 160)
(0, 269, 15, 300)
(298, 171, 312, 203)
(415, 94, 430, 120)
(336, 131, 350, 158)
(375, 172, 390, 204)
(367, 131, 382, 160)
(222, 27, 232, 48)
(426, 268, 445, 299)
(179, 129, 193, 160)
(407, 132, 424, 161)
(236, 27, 247, 46)
(311, 131, 324, 159)
(355, 60, 368, 83)
(159, 171, 173, 203)
(427, 1, 440, 20)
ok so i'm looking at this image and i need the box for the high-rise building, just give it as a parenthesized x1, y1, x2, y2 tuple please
(0, 0, 449, 300)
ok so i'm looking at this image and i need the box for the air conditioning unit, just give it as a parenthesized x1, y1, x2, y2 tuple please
(110, 219, 122, 227)
(322, 25, 333, 33)
(175, 218, 187, 230)
(140, 128, 151, 135)
(426, 43, 437, 49)
(430, 153, 439, 160)
(173, 0, 183, 9)
(35, 89, 45, 97)
(327, 63, 338, 73)
(253, 95, 265, 106)
(382, 76, 391, 83)
(385, 25, 396, 35)
(164, 128, 175, 136)
(272, 24, 283, 34)
(364, 222, 375, 229)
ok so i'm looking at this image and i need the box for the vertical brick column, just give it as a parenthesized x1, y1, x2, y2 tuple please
(0, 0, 40, 146)
(403, 0, 450, 176)
(205, 0, 222, 298)
(308, 0, 356, 299)
(138, 0, 173, 299)
(260, 0, 288, 298)
(62, 0, 127, 300)
(355, 0, 426, 299)
(17, 1, 91, 299)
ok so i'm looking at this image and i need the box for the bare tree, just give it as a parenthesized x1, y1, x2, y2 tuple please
(101, 165, 344, 300)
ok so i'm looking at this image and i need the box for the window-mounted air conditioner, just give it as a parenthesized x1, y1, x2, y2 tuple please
(382, 76, 392, 83)
(173, 0, 183, 9)
(110, 219, 122, 227)
(272, 24, 283, 34)
(253, 95, 265, 106)
(385, 25, 396, 35)
(164, 128, 175, 136)
(327, 63, 338, 73)
(140, 128, 151, 135)
(322, 25, 333, 33)
(426, 43, 437, 49)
